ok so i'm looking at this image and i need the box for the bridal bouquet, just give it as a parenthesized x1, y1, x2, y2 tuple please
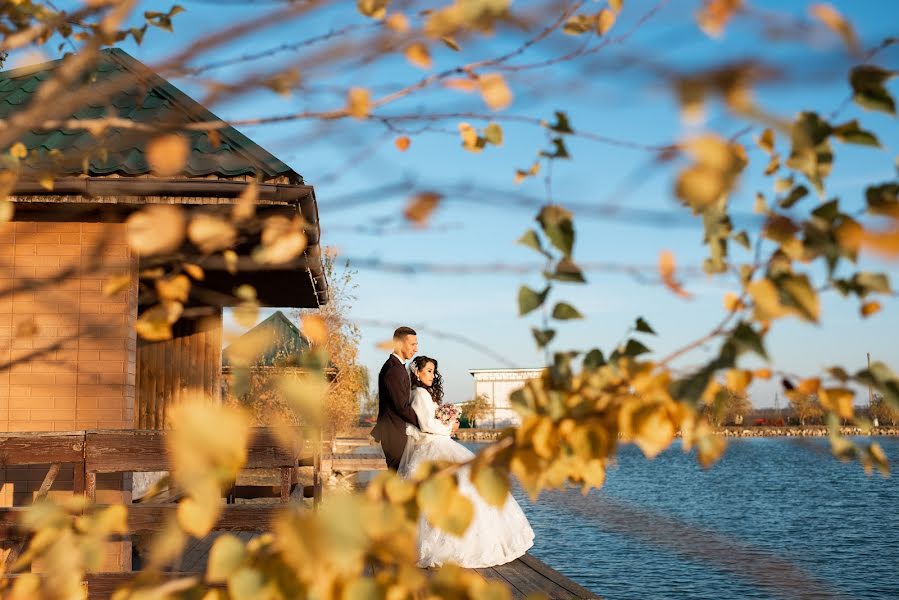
(435, 402, 460, 426)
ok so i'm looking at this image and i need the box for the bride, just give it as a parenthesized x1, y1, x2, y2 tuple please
(398, 355, 535, 568)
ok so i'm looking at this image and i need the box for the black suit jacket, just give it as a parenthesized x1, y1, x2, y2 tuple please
(372, 355, 420, 470)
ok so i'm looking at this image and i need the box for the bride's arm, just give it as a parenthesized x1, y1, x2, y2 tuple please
(411, 389, 453, 436)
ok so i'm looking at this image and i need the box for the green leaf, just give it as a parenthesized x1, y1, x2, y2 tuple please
(855, 361, 899, 409)
(621, 339, 650, 357)
(548, 110, 574, 134)
(865, 183, 898, 216)
(484, 122, 503, 145)
(552, 302, 583, 320)
(540, 137, 570, 159)
(516, 229, 550, 257)
(779, 274, 820, 322)
(548, 257, 586, 283)
(635, 317, 656, 335)
(518, 285, 549, 316)
(850, 65, 897, 115)
(811, 199, 840, 222)
(531, 327, 555, 348)
(537, 205, 575, 256)
(786, 112, 834, 194)
(583, 348, 606, 369)
(207, 534, 246, 584)
(779, 184, 809, 209)
(470, 464, 510, 508)
(832, 120, 881, 147)
(730, 321, 768, 360)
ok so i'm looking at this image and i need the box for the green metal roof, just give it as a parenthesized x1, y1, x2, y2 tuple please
(0, 48, 301, 182)
(222, 311, 310, 367)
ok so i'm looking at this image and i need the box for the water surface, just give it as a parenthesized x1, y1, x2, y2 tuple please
(496, 437, 899, 600)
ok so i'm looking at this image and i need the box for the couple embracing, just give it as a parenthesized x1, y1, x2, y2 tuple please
(371, 326, 534, 568)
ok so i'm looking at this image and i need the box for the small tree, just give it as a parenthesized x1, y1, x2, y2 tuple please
(461, 394, 491, 428)
(789, 393, 823, 426)
(724, 389, 752, 426)
(870, 394, 899, 427)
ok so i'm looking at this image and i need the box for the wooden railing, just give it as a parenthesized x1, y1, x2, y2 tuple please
(0, 427, 321, 542)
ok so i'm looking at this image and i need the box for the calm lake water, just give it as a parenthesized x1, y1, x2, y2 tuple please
(491, 437, 899, 600)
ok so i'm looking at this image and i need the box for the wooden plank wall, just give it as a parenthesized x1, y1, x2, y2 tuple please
(136, 312, 223, 429)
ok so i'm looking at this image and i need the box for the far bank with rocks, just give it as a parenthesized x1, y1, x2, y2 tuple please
(455, 426, 899, 442)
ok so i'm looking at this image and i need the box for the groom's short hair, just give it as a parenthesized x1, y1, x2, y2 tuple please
(393, 326, 416, 340)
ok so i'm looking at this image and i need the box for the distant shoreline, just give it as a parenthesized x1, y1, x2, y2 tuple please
(454, 426, 899, 441)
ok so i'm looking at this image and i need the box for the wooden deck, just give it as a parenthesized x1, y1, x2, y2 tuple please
(170, 533, 598, 600)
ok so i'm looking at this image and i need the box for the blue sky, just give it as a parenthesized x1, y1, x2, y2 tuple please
(17, 0, 899, 406)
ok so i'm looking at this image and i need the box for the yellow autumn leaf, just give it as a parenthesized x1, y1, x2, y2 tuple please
(347, 87, 371, 119)
(444, 77, 478, 92)
(725, 369, 752, 393)
(9, 142, 27, 159)
(757, 128, 775, 153)
(183, 262, 204, 281)
(809, 3, 858, 54)
(754, 368, 772, 380)
(38, 174, 54, 191)
(696, 0, 743, 38)
(156, 274, 191, 303)
(596, 9, 616, 35)
(146, 133, 190, 176)
(860, 300, 881, 317)
(395, 135, 411, 151)
(385, 12, 409, 32)
(404, 192, 442, 226)
(659, 250, 691, 298)
(357, 0, 388, 19)
(479, 73, 512, 110)
(102, 273, 131, 297)
(819, 387, 855, 420)
(135, 302, 183, 341)
(301, 314, 328, 346)
(723, 291, 742, 311)
(632, 404, 676, 459)
(233, 180, 257, 222)
(126, 205, 186, 256)
(188, 213, 237, 254)
(404, 43, 432, 69)
(223, 249, 238, 274)
(253, 215, 307, 264)
(609, 0, 624, 13)
(458, 122, 481, 152)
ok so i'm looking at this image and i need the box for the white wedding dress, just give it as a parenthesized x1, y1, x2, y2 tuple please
(397, 387, 535, 568)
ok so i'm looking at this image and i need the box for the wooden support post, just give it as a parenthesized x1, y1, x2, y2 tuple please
(86, 472, 97, 503)
(280, 467, 291, 503)
(312, 430, 322, 509)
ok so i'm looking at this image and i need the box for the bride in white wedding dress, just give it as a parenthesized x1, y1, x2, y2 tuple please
(397, 355, 535, 568)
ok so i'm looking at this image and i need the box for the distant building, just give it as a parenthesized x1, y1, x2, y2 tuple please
(468, 368, 543, 428)
(222, 310, 310, 368)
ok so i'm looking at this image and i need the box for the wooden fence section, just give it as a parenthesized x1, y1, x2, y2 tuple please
(0, 427, 319, 535)
(135, 315, 223, 430)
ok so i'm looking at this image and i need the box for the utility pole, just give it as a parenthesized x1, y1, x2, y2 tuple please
(867, 352, 873, 409)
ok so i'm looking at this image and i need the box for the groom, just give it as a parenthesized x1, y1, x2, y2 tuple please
(372, 326, 421, 471)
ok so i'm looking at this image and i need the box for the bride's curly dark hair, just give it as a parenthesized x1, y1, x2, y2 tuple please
(410, 355, 444, 404)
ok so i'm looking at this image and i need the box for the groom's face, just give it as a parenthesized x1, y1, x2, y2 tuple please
(398, 334, 418, 360)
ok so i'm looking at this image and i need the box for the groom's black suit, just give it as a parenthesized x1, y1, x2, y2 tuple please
(372, 354, 420, 470)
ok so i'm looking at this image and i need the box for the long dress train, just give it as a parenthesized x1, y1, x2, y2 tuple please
(397, 388, 535, 568)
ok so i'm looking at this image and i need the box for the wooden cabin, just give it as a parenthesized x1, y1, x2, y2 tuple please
(0, 48, 327, 569)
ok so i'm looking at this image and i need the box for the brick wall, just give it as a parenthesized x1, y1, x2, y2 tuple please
(0, 220, 138, 570)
